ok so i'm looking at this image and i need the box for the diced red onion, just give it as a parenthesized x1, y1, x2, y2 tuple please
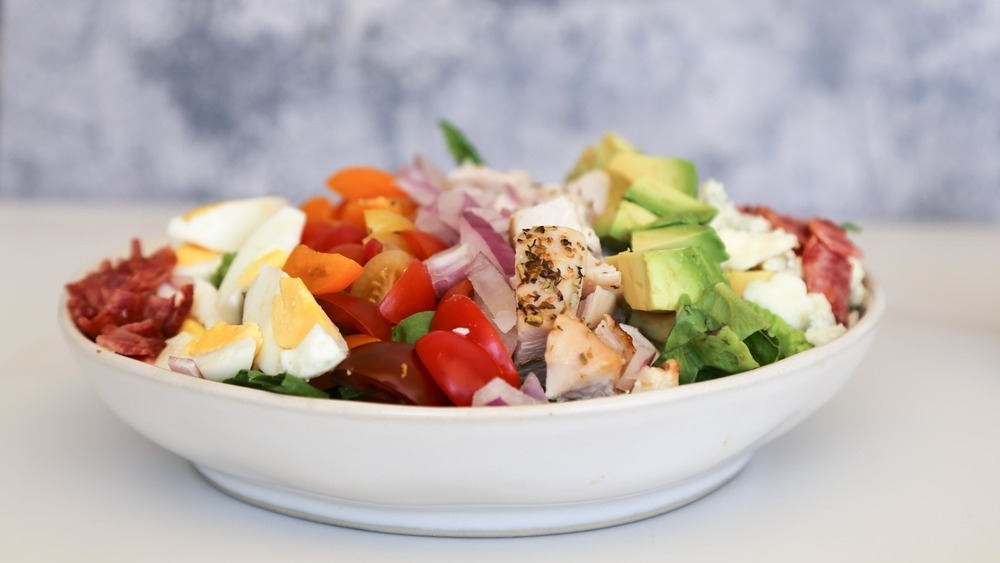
(167, 356, 203, 378)
(437, 190, 477, 232)
(414, 203, 458, 245)
(467, 253, 517, 332)
(466, 205, 510, 233)
(618, 323, 658, 386)
(472, 376, 546, 407)
(424, 244, 471, 297)
(474, 294, 518, 353)
(578, 286, 618, 328)
(395, 156, 447, 206)
(460, 210, 515, 277)
(520, 372, 546, 402)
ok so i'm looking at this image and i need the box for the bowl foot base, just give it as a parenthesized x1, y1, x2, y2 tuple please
(195, 454, 751, 537)
(196, 453, 751, 537)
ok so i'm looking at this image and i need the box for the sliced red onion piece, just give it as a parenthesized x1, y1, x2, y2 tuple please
(520, 372, 546, 402)
(424, 244, 471, 297)
(396, 156, 446, 206)
(617, 323, 659, 391)
(471, 376, 546, 407)
(414, 203, 458, 245)
(437, 190, 477, 232)
(460, 210, 515, 277)
(167, 356, 203, 378)
(578, 286, 619, 328)
(474, 293, 517, 353)
(467, 253, 517, 332)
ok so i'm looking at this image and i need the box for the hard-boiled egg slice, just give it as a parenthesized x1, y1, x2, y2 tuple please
(190, 278, 223, 328)
(186, 321, 263, 382)
(216, 206, 306, 325)
(243, 264, 347, 380)
(167, 196, 288, 253)
(173, 243, 223, 280)
(154, 331, 197, 370)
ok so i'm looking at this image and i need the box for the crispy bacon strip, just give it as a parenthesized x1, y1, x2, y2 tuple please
(801, 238, 852, 324)
(67, 240, 193, 362)
(743, 207, 859, 325)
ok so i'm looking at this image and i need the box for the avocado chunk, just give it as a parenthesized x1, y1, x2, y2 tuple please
(623, 177, 717, 224)
(627, 309, 676, 348)
(606, 247, 727, 311)
(594, 151, 699, 236)
(606, 201, 659, 245)
(630, 224, 729, 263)
(607, 153, 699, 198)
(566, 132, 636, 181)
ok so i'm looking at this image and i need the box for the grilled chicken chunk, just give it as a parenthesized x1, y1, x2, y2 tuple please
(513, 226, 588, 364)
(544, 313, 624, 400)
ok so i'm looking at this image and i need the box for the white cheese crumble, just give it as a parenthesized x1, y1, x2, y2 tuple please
(849, 256, 866, 308)
(742, 272, 846, 346)
(699, 179, 800, 271)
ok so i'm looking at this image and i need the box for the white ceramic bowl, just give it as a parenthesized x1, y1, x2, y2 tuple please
(60, 261, 884, 537)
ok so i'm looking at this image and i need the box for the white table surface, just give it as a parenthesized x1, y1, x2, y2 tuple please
(1, 202, 997, 562)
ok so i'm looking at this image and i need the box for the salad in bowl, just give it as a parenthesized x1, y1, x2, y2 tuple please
(61, 124, 883, 535)
(66, 123, 868, 408)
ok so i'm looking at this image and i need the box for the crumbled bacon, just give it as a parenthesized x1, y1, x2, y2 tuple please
(801, 238, 852, 324)
(741, 205, 811, 248)
(67, 239, 193, 362)
(743, 207, 860, 325)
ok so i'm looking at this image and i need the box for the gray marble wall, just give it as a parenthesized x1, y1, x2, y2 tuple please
(2, 0, 999, 222)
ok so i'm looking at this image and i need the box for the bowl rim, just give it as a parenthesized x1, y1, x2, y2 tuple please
(59, 245, 886, 422)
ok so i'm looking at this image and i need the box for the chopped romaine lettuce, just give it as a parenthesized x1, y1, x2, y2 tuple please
(223, 369, 329, 398)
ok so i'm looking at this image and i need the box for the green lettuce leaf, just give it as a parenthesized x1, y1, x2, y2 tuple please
(661, 326, 760, 385)
(439, 120, 484, 165)
(391, 311, 435, 345)
(223, 369, 329, 399)
(210, 251, 237, 289)
(746, 301, 814, 360)
(744, 330, 780, 365)
(660, 283, 783, 383)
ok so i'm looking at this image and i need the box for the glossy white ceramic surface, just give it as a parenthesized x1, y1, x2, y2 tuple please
(59, 268, 884, 536)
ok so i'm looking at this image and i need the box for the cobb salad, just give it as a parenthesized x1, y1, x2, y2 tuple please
(66, 123, 866, 407)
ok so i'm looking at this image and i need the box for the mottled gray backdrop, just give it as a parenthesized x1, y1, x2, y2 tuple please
(2, 0, 999, 222)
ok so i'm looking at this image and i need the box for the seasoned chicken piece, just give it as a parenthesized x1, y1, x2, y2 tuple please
(544, 313, 624, 400)
(623, 361, 681, 394)
(593, 315, 636, 367)
(514, 226, 588, 364)
(582, 254, 623, 297)
(511, 196, 602, 256)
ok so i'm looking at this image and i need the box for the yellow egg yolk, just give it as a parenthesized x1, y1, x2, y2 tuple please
(175, 243, 220, 267)
(237, 249, 290, 287)
(271, 277, 338, 350)
(189, 322, 263, 357)
(180, 318, 206, 339)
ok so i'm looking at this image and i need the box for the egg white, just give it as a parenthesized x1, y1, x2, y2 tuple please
(167, 196, 288, 253)
(216, 206, 306, 325)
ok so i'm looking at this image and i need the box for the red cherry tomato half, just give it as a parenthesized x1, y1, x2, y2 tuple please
(414, 331, 502, 406)
(430, 295, 519, 387)
(327, 242, 365, 265)
(398, 230, 450, 260)
(301, 221, 367, 253)
(316, 293, 392, 340)
(361, 237, 384, 265)
(377, 259, 437, 324)
(440, 278, 474, 301)
(310, 342, 451, 406)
